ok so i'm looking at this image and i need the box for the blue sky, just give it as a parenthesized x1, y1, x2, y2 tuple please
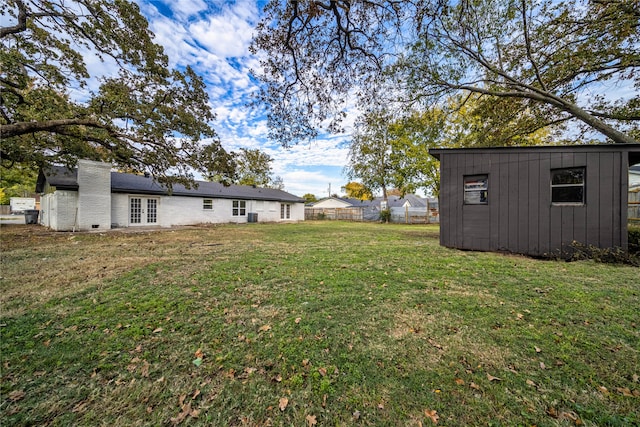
(133, 0, 353, 198)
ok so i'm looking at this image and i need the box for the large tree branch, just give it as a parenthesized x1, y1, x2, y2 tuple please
(1, 118, 111, 138)
(0, 0, 27, 38)
(520, 0, 546, 91)
(451, 83, 638, 144)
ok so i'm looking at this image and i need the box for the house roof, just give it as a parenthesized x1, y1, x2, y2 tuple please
(37, 166, 305, 203)
(36, 166, 79, 191)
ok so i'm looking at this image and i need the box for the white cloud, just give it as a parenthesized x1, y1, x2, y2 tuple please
(135, 0, 353, 197)
(160, 0, 209, 20)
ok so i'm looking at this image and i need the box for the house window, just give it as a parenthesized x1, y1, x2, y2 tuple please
(203, 199, 213, 210)
(551, 167, 585, 205)
(464, 175, 488, 205)
(232, 200, 246, 216)
(280, 203, 291, 219)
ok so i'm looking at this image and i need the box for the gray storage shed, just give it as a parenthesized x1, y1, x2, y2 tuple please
(429, 144, 640, 257)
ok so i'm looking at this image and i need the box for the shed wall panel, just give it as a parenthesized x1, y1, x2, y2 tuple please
(586, 154, 600, 247)
(508, 153, 520, 251)
(599, 153, 615, 248)
(497, 153, 510, 250)
(537, 154, 551, 255)
(528, 153, 540, 254)
(517, 153, 530, 254)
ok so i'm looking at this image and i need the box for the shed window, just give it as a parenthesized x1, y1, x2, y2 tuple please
(464, 175, 488, 205)
(203, 199, 213, 210)
(232, 200, 246, 216)
(551, 168, 585, 205)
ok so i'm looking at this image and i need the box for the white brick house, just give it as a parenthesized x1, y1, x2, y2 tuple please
(37, 160, 305, 231)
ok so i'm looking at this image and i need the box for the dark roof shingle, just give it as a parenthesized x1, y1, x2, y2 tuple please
(38, 166, 304, 203)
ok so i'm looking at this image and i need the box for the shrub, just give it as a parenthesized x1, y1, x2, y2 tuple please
(629, 226, 640, 255)
(379, 208, 391, 223)
(565, 241, 639, 266)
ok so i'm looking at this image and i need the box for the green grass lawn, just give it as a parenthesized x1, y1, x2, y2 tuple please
(1, 221, 638, 426)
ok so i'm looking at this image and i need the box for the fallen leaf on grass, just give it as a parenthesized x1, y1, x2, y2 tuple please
(171, 396, 201, 425)
(306, 414, 317, 426)
(616, 387, 634, 397)
(352, 410, 361, 420)
(295, 317, 302, 324)
(279, 397, 288, 411)
(526, 379, 537, 387)
(424, 409, 439, 424)
(547, 407, 583, 424)
(469, 382, 482, 391)
(428, 338, 443, 350)
(8, 390, 25, 402)
(259, 324, 272, 332)
(598, 386, 609, 395)
(152, 327, 163, 333)
(171, 403, 190, 425)
(72, 400, 89, 413)
(535, 346, 542, 353)
(194, 348, 204, 359)
(486, 373, 502, 382)
(318, 367, 327, 377)
(454, 378, 465, 385)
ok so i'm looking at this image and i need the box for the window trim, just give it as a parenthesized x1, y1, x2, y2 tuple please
(232, 200, 246, 216)
(551, 167, 585, 206)
(281, 203, 291, 219)
(463, 174, 489, 205)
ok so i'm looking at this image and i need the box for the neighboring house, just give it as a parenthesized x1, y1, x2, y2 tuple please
(36, 160, 305, 231)
(430, 143, 640, 256)
(630, 165, 640, 188)
(308, 197, 361, 209)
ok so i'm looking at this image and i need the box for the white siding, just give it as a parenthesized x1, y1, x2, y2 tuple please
(41, 191, 78, 231)
(111, 194, 304, 227)
(77, 160, 111, 230)
(312, 198, 352, 208)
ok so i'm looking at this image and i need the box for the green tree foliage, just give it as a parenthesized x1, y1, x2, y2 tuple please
(348, 94, 551, 197)
(204, 147, 279, 188)
(252, 0, 639, 145)
(345, 110, 395, 201)
(302, 193, 318, 203)
(343, 182, 373, 200)
(1, 0, 234, 186)
(234, 148, 274, 187)
(0, 164, 37, 204)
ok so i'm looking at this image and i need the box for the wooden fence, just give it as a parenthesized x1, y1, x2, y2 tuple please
(305, 208, 364, 221)
(305, 206, 439, 224)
